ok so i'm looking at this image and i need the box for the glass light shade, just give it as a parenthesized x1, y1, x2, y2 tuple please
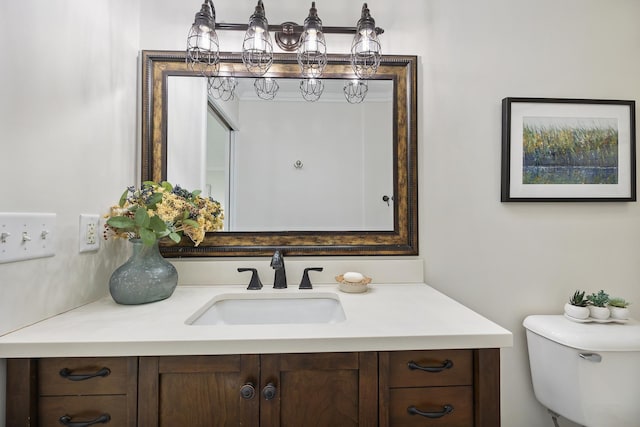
(300, 78, 324, 102)
(343, 80, 368, 104)
(186, 1, 220, 76)
(350, 3, 381, 79)
(254, 78, 279, 100)
(297, 2, 327, 78)
(242, 1, 273, 76)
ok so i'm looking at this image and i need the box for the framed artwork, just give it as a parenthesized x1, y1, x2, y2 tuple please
(501, 97, 636, 202)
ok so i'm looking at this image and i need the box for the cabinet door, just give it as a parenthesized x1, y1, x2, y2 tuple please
(138, 355, 259, 427)
(260, 352, 378, 427)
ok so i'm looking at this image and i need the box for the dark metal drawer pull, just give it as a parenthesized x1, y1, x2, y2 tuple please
(59, 367, 111, 381)
(407, 359, 453, 372)
(59, 413, 111, 426)
(407, 404, 454, 418)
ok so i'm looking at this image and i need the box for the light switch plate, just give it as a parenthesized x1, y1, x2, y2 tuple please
(0, 213, 56, 264)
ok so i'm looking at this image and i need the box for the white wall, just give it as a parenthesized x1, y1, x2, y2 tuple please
(167, 76, 208, 191)
(422, 2, 640, 426)
(0, 1, 140, 424)
(233, 99, 381, 231)
(0, 1, 638, 426)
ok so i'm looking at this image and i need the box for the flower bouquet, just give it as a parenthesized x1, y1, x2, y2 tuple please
(104, 181, 224, 247)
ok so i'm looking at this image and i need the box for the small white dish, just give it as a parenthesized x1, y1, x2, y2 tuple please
(338, 281, 369, 293)
(335, 273, 372, 293)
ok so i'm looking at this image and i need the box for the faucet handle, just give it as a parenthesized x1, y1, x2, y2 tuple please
(299, 267, 323, 289)
(238, 268, 263, 290)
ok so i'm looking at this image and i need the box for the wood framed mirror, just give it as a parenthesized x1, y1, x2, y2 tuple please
(141, 50, 417, 256)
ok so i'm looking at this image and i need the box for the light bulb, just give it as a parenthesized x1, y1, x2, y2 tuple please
(304, 29, 318, 52)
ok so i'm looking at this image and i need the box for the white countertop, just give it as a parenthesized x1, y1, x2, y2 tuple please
(0, 283, 512, 358)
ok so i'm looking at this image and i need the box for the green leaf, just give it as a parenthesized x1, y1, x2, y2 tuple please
(183, 219, 200, 228)
(161, 181, 173, 192)
(142, 180, 156, 187)
(118, 188, 129, 207)
(149, 215, 167, 233)
(134, 208, 150, 228)
(146, 192, 163, 208)
(192, 190, 201, 197)
(156, 230, 171, 238)
(106, 216, 135, 229)
(169, 232, 182, 243)
(139, 228, 156, 246)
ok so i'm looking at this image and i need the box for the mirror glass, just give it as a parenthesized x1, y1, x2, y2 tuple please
(142, 51, 417, 256)
(167, 76, 394, 232)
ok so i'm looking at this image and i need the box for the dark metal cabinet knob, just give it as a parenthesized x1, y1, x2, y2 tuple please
(262, 382, 277, 400)
(240, 383, 256, 400)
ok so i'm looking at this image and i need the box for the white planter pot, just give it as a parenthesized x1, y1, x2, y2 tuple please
(609, 306, 630, 320)
(588, 305, 610, 320)
(564, 303, 590, 320)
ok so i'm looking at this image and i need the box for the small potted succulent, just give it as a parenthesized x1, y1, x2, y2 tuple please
(608, 297, 631, 320)
(564, 290, 590, 320)
(586, 290, 610, 320)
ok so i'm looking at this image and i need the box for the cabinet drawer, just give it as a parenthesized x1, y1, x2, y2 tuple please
(389, 386, 473, 427)
(39, 357, 133, 395)
(387, 350, 472, 387)
(39, 395, 128, 427)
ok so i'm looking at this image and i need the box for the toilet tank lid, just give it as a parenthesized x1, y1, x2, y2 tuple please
(523, 315, 640, 351)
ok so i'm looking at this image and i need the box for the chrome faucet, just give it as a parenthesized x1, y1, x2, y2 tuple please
(270, 250, 287, 289)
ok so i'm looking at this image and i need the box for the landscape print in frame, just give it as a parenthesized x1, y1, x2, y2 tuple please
(501, 98, 636, 202)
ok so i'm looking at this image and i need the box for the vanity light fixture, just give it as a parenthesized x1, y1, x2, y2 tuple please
(186, 1, 384, 99)
(299, 78, 324, 102)
(343, 79, 368, 104)
(186, 0, 220, 76)
(242, 1, 273, 76)
(296, 2, 327, 79)
(350, 3, 382, 79)
(254, 77, 279, 100)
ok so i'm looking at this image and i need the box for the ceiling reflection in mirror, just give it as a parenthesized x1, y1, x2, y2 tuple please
(142, 51, 417, 256)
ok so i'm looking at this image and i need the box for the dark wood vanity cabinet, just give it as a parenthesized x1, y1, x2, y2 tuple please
(6, 357, 138, 427)
(380, 350, 474, 426)
(6, 349, 500, 426)
(138, 352, 377, 427)
(379, 349, 501, 427)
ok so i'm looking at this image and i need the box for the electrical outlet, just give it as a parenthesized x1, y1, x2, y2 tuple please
(79, 214, 100, 253)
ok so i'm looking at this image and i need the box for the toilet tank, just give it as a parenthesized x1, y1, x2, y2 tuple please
(523, 315, 640, 427)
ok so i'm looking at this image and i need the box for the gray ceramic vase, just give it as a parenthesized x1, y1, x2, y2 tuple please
(109, 239, 178, 305)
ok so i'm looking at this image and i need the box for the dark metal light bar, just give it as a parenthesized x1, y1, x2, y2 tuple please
(216, 22, 384, 35)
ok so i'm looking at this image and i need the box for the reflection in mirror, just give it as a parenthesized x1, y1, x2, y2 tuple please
(167, 76, 393, 232)
(142, 51, 417, 256)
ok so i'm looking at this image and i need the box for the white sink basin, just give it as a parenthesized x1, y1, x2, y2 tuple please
(186, 293, 346, 325)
